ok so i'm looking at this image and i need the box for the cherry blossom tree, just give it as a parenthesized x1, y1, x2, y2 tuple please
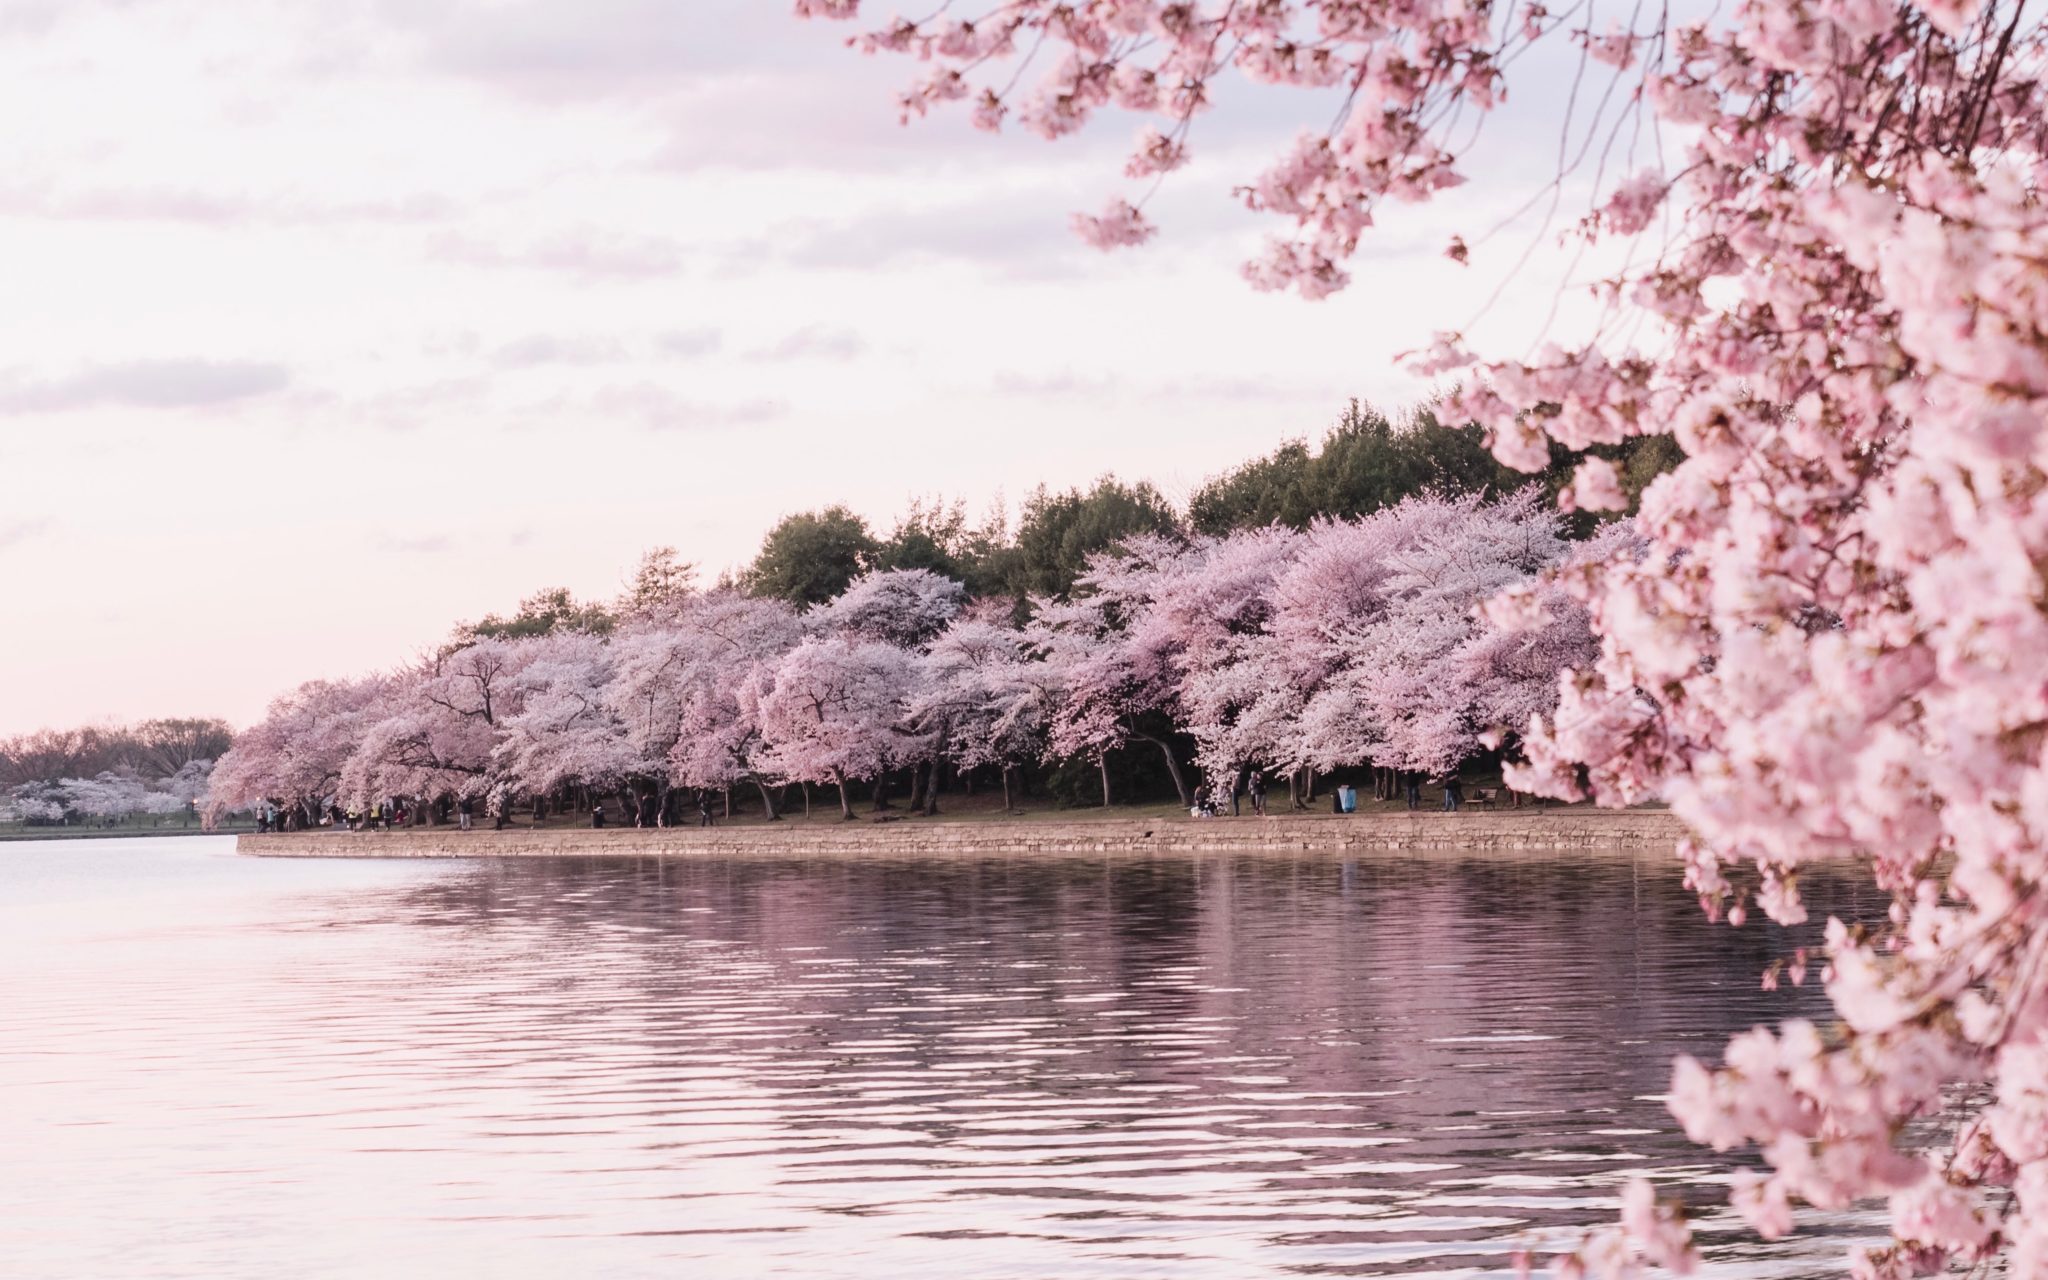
(1032, 532, 1269, 806)
(1106, 526, 1302, 801)
(818, 568, 966, 647)
(746, 635, 916, 820)
(1284, 489, 1570, 778)
(1027, 592, 1158, 808)
(909, 608, 1048, 813)
(341, 638, 538, 813)
(494, 631, 648, 820)
(207, 676, 391, 826)
(799, 0, 2048, 1272)
(822, 568, 970, 809)
(614, 590, 805, 819)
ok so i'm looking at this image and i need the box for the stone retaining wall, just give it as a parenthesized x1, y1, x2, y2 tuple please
(241, 810, 1686, 859)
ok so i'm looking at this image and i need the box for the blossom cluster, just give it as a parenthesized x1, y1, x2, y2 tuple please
(1, 762, 211, 824)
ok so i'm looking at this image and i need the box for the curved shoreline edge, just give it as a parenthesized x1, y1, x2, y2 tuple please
(239, 810, 1687, 858)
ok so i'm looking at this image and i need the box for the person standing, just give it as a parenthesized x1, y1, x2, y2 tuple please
(457, 795, 473, 831)
(1248, 771, 1267, 816)
(1442, 775, 1464, 812)
(1404, 773, 1422, 810)
(697, 793, 715, 828)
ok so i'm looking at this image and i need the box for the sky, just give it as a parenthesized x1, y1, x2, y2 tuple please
(0, 0, 1644, 735)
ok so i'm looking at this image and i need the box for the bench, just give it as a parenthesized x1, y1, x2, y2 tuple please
(1469, 787, 1500, 810)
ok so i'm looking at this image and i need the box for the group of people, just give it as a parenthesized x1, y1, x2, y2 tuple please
(252, 800, 418, 833)
(1190, 772, 1269, 819)
(1184, 770, 1476, 818)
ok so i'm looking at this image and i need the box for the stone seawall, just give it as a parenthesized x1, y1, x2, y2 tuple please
(240, 810, 1686, 859)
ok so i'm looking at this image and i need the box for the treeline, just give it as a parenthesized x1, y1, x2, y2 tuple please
(208, 485, 1625, 831)
(1, 719, 233, 825)
(457, 402, 1672, 639)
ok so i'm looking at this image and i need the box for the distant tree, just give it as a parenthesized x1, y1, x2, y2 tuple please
(872, 497, 1013, 598)
(457, 588, 615, 644)
(0, 726, 119, 789)
(1007, 477, 1182, 600)
(618, 546, 697, 620)
(872, 497, 967, 578)
(1188, 401, 1677, 537)
(741, 505, 879, 606)
(134, 718, 234, 778)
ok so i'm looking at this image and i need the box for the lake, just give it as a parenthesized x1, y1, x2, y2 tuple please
(0, 836, 1880, 1278)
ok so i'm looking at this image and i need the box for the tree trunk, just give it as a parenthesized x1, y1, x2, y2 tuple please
(1132, 732, 1191, 808)
(1098, 754, 1112, 808)
(722, 787, 731, 819)
(921, 756, 941, 817)
(1000, 765, 1012, 812)
(833, 770, 855, 820)
(802, 780, 811, 818)
(871, 773, 891, 811)
(754, 778, 781, 820)
(907, 761, 927, 813)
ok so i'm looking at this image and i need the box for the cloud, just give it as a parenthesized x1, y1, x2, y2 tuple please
(991, 370, 1123, 398)
(776, 198, 1090, 280)
(379, 534, 453, 554)
(429, 227, 686, 279)
(400, 0, 831, 100)
(654, 328, 722, 358)
(747, 325, 865, 362)
(0, 517, 53, 552)
(0, 360, 290, 413)
(0, 182, 453, 227)
(492, 334, 628, 368)
(588, 383, 788, 432)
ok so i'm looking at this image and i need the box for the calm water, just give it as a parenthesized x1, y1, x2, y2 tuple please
(0, 837, 1881, 1278)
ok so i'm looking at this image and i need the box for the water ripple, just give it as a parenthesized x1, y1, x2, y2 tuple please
(0, 838, 1884, 1278)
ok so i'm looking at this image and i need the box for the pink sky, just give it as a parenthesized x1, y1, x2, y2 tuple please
(0, 0, 1629, 735)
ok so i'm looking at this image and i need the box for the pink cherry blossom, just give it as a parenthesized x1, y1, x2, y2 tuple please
(793, 0, 2048, 1272)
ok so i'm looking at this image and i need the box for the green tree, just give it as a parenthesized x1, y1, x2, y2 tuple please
(741, 505, 879, 606)
(135, 718, 235, 776)
(1189, 399, 1678, 536)
(619, 546, 697, 618)
(456, 587, 615, 644)
(873, 497, 1013, 598)
(1007, 477, 1182, 599)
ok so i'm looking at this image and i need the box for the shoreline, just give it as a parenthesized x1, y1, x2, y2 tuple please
(4, 827, 256, 843)
(239, 809, 1687, 859)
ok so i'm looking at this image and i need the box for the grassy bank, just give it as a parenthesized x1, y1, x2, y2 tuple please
(375, 780, 1631, 837)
